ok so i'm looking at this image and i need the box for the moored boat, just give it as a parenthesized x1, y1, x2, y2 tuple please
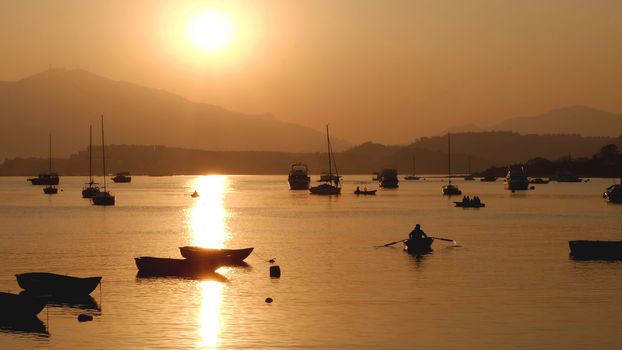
(442, 133, 461, 196)
(135, 257, 222, 277)
(379, 169, 399, 188)
(92, 115, 115, 206)
(480, 176, 497, 182)
(454, 201, 485, 208)
(503, 167, 529, 191)
(309, 125, 341, 195)
(354, 187, 377, 195)
(112, 172, 132, 183)
(179, 246, 254, 264)
(15, 272, 102, 296)
(403, 237, 434, 254)
(603, 183, 622, 204)
(0, 292, 47, 318)
(550, 172, 582, 182)
(82, 125, 101, 198)
(569, 240, 622, 259)
(41, 133, 59, 195)
(530, 177, 550, 184)
(404, 154, 420, 180)
(288, 163, 311, 190)
(28, 173, 60, 186)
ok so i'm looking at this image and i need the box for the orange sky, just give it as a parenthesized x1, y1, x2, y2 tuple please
(1, 0, 621, 144)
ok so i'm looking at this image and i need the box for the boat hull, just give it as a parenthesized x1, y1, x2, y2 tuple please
(15, 273, 101, 296)
(354, 190, 377, 195)
(92, 192, 115, 206)
(28, 174, 59, 186)
(404, 238, 434, 254)
(404, 176, 420, 180)
(179, 247, 254, 264)
(43, 187, 58, 195)
(309, 183, 341, 195)
(135, 257, 221, 277)
(454, 202, 485, 208)
(569, 240, 622, 260)
(503, 180, 529, 191)
(288, 178, 310, 190)
(0, 292, 47, 319)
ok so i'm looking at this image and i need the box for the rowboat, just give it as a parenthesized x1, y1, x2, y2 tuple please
(354, 188, 377, 195)
(454, 201, 485, 208)
(0, 292, 47, 318)
(179, 246, 254, 264)
(135, 257, 222, 277)
(15, 272, 102, 296)
(569, 240, 622, 259)
(403, 237, 434, 254)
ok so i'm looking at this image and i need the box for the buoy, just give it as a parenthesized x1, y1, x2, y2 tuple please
(78, 314, 93, 322)
(265, 297, 273, 303)
(269, 265, 281, 278)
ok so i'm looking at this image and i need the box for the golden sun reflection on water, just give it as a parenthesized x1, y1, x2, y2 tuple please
(189, 176, 230, 348)
(190, 175, 230, 248)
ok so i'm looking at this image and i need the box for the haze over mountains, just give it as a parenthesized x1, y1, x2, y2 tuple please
(0, 69, 352, 160)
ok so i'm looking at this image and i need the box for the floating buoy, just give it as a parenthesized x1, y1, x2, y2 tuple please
(269, 265, 281, 278)
(78, 314, 93, 322)
(265, 297, 273, 303)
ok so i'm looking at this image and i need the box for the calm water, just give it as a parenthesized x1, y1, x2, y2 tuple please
(1, 175, 621, 349)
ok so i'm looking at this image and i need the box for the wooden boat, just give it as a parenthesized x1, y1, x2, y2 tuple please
(569, 240, 622, 259)
(135, 257, 222, 277)
(15, 272, 101, 296)
(42, 134, 59, 195)
(354, 188, 377, 195)
(454, 201, 485, 208)
(179, 246, 254, 263)
(112, 172, 132, 183)
(288, 163, 311, 190)
(92, 115, 115, 206)
(310, 125, 341, 195)
(442, 133, 461, 196)
(82, 125, 101, 198)
(403, 237, 434, 254)
(0, 292, 47, 318)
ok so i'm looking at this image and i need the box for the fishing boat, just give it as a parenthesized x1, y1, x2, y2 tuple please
(15, 272, 102, 296)
(569, 240, 622, 259)
(354, 187, 377, 195)
(529, 177, 550, 184)
(403, 237, 434, 254)
(112, 172, 132, 183)
(379, 169, 399, 188)
(0, 292, 47, 318)
(179, 246, 254, 264)
(92, 115, 115, 206)
(442, 133, 462, 196)
(480, 176, 497, 182)
(603, 182, 622, 203)
(288, 163, 311, 190)
(404, 154, 420, 180)
(310, 125, 341, 195)
(134, 257, 222, 277)
(42, 134, 58, 195)
(82, 125, 101, 198)
(503, 166, 530, 191)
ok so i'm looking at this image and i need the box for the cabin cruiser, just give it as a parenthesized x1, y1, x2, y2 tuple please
(112, 172, 132, 183)
(288, 163, 311, 190)
(503, 167, 529, 191)
(603, 182, 622, 203)
(379, 169, 399, 188)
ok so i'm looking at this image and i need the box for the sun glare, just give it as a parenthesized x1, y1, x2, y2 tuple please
(187, 11, 234, 53)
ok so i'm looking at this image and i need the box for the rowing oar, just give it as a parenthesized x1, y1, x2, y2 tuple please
(377, 239, 407, 247)
(430, 236, 458, 245)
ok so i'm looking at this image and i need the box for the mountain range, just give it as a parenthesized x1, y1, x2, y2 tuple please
(0, 69, 352, 160)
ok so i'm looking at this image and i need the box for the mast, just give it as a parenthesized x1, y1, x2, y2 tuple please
(412, 153, 416, 176)
(448, 133, 451, 184)
(89, 124, 93, 184)
(101, 115, 107, 191)
(326, 124, 332, 178)
(48, 133, 52, 174)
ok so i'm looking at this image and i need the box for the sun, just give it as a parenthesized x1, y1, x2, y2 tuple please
(187, 10, 234, 53)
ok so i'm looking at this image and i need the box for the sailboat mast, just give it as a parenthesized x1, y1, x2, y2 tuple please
(412, 153, 416, 176)
(326, 124, 332, 177)
(101, 115, 107, 191)
(448, 133, 451, 184)
(89, 125, 93, 183)
(48, 133, 52, 174)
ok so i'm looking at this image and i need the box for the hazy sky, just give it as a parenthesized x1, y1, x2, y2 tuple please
(1, 0, 621, 144)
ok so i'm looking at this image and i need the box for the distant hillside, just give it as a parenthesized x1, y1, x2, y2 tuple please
(0, 69, 352, 160)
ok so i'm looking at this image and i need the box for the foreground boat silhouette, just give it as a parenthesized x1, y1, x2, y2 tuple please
(135, 257, 223, 277)
(179, 246, 254, 264)
(569, 240, 622, 260)
(15, 272, 101, 297)
(0, 292, 47, 319)
(404, 237, 434, 254)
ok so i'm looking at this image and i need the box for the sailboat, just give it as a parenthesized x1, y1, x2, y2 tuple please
(464, 157, 475, 181)
(92, 115, 115, 206)
(82, 125, 100, 198)
(309, 125, 341, 195)
(43, 133, 58, 195)
(404, 153, 420, 180)
(442, 133, 462, 196)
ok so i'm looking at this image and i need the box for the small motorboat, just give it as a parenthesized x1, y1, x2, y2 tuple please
(15, 272, 102, 297)
(354, 187, 377, 195)
(403, 237, 434, 254)
(190, 190, 200, 198)
(0, 292, 47, 318)
(569, 240, 622, 260)
(135, 257, 222, 277)
(179, 246, 254, 264)
(112, 172, 132, 183)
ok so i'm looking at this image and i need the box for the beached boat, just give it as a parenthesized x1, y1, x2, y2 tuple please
(354, 187, 377, 195)
(134, 257, 222, 277)
(603, 183, 622, 203)
(403, 237, 434, 254)
(442, 133, 461, 196)
(0, 292, 47, 318)
(15, 272, 102, 296)
(179, 246, 254, 263)
(82, 125, 101, 198)
(379, 169, 399, 188)
(112, 172, 132, 183)
(569, 240, 622, 259)
(288, 163, 311, 190)
(310, 125, 341, 195)
(503, 167, 529, 191)
(92, 115, 115, 206)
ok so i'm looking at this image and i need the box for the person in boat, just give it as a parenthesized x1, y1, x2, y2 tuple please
(462, 196, 468, 204)
(356, 186, 360, 193)
(473, 196, 480, 205)
(409, 224, 428, 240)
